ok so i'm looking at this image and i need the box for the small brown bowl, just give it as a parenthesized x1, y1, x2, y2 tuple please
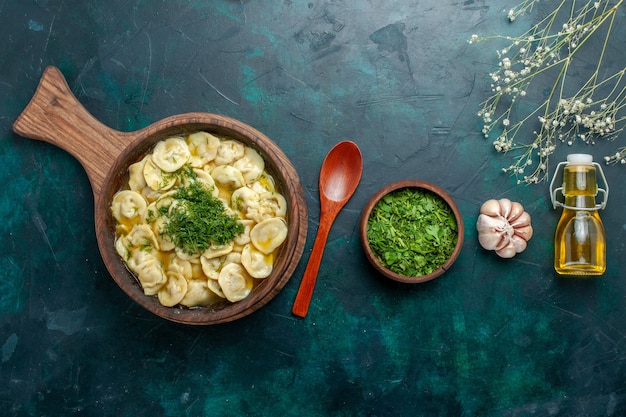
(360, 180, 464, 283)
(13, 66, 308, 324)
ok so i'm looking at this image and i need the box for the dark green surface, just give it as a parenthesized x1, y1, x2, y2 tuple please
(1, 1, 625, 416)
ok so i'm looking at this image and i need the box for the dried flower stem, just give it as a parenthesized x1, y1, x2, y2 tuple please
(470, 0, 625, 183)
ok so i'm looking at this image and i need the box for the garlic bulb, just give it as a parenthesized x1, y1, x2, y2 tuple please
(476, 198, 533, 258)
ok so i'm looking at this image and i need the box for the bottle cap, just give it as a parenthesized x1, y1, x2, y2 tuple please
(567, 154, 593, 164)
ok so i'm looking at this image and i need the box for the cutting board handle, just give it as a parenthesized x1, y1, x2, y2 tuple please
(13, 66, 133, 197)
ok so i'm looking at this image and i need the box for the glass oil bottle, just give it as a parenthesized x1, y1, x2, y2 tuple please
(549, 154, 609, 276)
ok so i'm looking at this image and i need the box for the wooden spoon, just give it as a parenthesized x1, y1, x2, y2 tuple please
(292, 141, 362, 318)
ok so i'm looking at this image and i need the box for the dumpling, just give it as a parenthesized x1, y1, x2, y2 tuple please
(224, 252, 242, 264)
(128, 156, 149, 191)
(180, 279, 217, 307)
(218, 263, 253, 302)
(134, 258, 167, 296)
(241, 243, 273, 279)
(150, 215, 175, 252)
(260, 193, 287, 218)
(233, 219, 254, 246)
(126, 224, 160, 251)
(167, 256, 193, 279)
(250, 174, 277, 194)
(200, 251, 241, 280)
(141, 185, 166, 203)
(115, 236, 130, 260)
(207, 277, 226, 298)
(127, 246, 158, 273)
(202, 242, 234, 260)
(143, 158, 176, 191)
(175, 246, 201, 263)
(250, 218, 288, 254)
(151, 136, 191, 172)
(157, 271, 188, 307)
(187, 131, 220, 167)
(200, 255, 222, 280)
(211, 165, 245, 190)
(233, 147, 264, 183)
(111, 190, 147, 221)
(143, 191, 177, 221)
(231, 187, 259, 216)
(215, 139, 245, 165)
(245, 192, 287, 222)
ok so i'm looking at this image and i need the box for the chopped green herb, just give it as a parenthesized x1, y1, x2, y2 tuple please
(157, 164, 197, 190)
(162, 181, 244, 255)
(178, 165, 197, 181)
(139, 238, 153, 252)
(367, 188, 458, 277)
(145, 208, 156, 224)
(232, 195, 244, 211)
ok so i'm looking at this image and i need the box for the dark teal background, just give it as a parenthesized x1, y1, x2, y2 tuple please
(1, 1, 625, 416)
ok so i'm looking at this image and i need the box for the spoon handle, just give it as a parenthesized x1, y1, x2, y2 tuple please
(292, 211, 336, 318)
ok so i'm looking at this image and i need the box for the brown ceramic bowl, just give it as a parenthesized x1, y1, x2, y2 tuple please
(13, 66, 308, 324)
(360, 180, 464, 284)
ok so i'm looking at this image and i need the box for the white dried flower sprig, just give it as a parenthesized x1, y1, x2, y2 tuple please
(469, 0, 625, 184)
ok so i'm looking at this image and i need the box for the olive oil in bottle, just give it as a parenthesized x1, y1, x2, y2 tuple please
(550, 154, 608, 276)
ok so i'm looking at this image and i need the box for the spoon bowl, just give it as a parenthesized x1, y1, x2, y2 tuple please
(319, 144, 362, 202)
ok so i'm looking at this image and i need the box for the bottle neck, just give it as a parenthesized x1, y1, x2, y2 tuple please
(560, 164, 600, 210)
(564, 195, 597, 209)
(563, 164, 597, 195)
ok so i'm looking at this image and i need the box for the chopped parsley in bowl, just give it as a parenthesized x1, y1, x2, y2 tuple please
(360, 180, 464, 283)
